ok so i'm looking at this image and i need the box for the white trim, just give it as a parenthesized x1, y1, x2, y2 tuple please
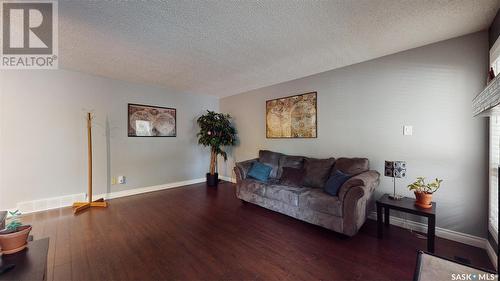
(14, 178, 205, 215)
(94, 178, 205, 200)
(367, 212, 487, 249)
(489, 223, 499, 245)
(219, 175, 237, 183)
(486, 240, 498, 271)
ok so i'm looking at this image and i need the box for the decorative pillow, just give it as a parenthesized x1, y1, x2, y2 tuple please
(302, 157, 336, 188)
(279, 167, 305, 187)
(247, 162, 273, 182)
(259, 150, 283, 179)
(324, 170, 352, 196)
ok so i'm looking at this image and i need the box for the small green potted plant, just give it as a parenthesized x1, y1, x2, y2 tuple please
(0, 210, 32, 254)
(407, 177, 443, 208)
(197, 110, 237, 187)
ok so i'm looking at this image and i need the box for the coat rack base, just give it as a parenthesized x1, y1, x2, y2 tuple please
(72, 198, 107, 214)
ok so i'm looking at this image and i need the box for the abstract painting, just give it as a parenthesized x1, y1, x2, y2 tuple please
(128, 104, 176, 137)
(266, 92, 317, 138)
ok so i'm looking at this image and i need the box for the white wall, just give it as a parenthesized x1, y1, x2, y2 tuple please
(0, 69, 218, 210)
(220, 31, 489, 238)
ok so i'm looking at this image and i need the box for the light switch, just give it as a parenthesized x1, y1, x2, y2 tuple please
(403, 125, 413, 136)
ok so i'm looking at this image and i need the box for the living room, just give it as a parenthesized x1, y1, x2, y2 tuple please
(0, 1, 499, 280)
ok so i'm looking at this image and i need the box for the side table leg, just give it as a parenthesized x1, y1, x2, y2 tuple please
(384, 206, 390, 227)
(428, 215, 436, 253)
(377, 203, 383, 238)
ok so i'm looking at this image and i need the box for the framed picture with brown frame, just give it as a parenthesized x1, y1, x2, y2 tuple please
(266, 92, 317, 138)
(128, 103, 177, 137)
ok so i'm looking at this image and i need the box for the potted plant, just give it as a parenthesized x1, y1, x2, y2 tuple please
(407, 177, 443, 209)
(197, 110, 237, 187)
(0, 210, 32, 254)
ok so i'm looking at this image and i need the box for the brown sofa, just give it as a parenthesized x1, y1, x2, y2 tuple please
(234, 150, 380, 236)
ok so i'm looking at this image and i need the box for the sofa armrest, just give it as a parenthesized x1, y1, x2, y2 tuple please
(339, 170, 380, 236)
(338, 170, 380, 201)
(234, 158, 258, 182)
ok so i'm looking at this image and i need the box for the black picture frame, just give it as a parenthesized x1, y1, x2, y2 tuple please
(127, 103, 177, 137)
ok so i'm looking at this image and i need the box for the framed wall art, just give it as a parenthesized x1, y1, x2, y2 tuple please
(266, 92, 317, 138)
(128, 103, 176, 137)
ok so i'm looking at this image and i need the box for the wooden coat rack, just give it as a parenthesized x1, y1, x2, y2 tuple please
(73, 112, 108, 214)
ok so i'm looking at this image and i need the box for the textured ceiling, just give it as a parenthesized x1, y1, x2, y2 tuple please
(59, 1, 499, 97)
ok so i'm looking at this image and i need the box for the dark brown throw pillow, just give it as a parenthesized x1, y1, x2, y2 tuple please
(302, 157, 336, 188)
(280, 167, 305, 187)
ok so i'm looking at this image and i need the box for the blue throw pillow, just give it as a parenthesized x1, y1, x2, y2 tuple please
(324, 170, 352, 196)
(247, 162, 273, 182)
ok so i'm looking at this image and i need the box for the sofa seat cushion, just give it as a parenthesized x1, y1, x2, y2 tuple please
(239, 179, 267, 196)
(299, 189, 343, 217)
(264, 184, 310, 207)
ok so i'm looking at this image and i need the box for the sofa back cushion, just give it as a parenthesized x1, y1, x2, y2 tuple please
(278, 155, 304, 177)
(332, 158, 369, 175)
(302, 157, 336, 188)
(259, 150, 283, 179)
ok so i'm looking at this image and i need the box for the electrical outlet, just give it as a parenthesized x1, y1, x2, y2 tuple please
(118, 176, 126, 184)
(111, 177, 117, 185)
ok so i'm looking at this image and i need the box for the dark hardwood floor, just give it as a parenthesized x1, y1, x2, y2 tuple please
(22, 181, 494, 281)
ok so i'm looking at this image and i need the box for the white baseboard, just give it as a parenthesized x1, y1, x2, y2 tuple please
(219, 175, 236, 183)
(367, 212, 499, 268)
(367, 212, 487, 249)
(14, 178, 205, 215)
(94, 178, 205, 200)
(486, 241, 498, 271)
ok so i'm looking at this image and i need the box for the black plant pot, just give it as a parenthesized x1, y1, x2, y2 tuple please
(206, 173, 219, 187)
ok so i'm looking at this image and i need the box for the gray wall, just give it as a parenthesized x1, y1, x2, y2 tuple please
(0, 69, 218, 210)
(220, 31, 489, 238)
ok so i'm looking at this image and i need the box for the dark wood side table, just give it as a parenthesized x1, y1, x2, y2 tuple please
(376, 194, 436, 253)
(0, 238, 49, 281)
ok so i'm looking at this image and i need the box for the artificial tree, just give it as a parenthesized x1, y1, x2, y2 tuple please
(197, 110, 237, 186)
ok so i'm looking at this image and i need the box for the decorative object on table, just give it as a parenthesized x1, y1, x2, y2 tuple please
(266, 92, 317, 138)
(407, 177, 442, 209)
(376, 194, 436, 253)
(197, 110, 237, 187)
(384, 160, 407, 200)
(128, 103, 176, 137)
(0, 212, 5, 230)
(72, 113, 108, 214)
(0, 210, 32, 255)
